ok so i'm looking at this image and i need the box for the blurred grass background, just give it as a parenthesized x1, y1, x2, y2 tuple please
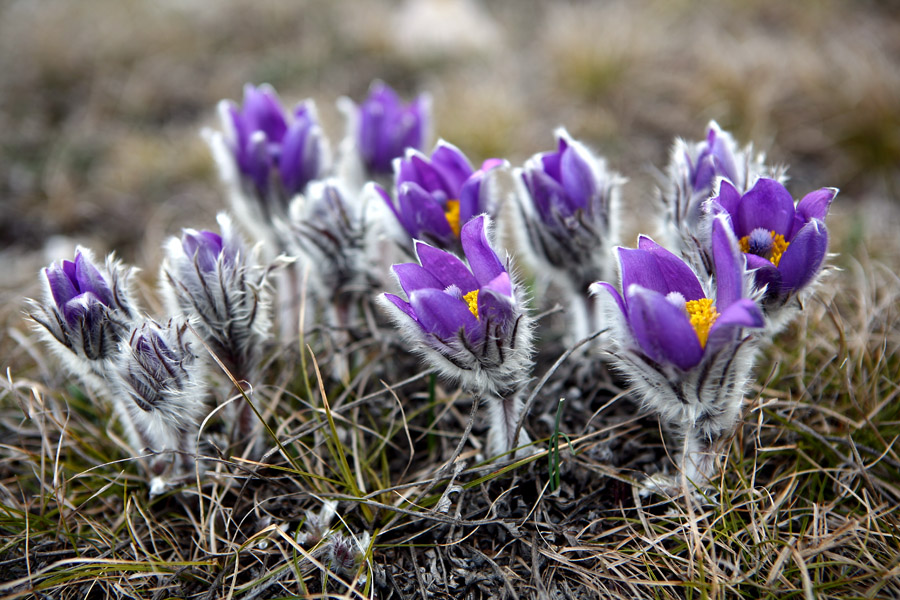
(1, 0, 898, 356)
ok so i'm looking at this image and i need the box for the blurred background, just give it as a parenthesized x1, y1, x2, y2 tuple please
(1, 0, 898, 315)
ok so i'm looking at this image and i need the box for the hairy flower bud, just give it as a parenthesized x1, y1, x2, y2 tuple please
(114, 318, 208, 493)
(29, 248, 139, 379)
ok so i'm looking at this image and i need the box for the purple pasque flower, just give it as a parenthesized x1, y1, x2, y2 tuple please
(710, 177, 837, 308)
(29, 248, 138, 372)
(591, 216, 764, 484)
(114, 317, 208, 493)
(355, 81, 430, 175)
(517, 128, 622, 282)
(515, 128, 623, 340)
(227, 84, 327, 200)
(206, 84, 330, 246)
(382, 215, 534, 457)
(160, 213, 271, 387)
(376, 140, 505, 250)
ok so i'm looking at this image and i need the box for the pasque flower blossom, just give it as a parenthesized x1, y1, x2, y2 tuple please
(375, 141, 505, 250)
(382, 215, 534, 457)
(591, 215, 765, 484)
(340, 81, 430, 176)
(28, 249, 147, 453)
(515, 128, 624, 340)
(710, 178, 836, 323)
(206, 84, 330, 248)
(30, 249, 139, 375)
(160, 213, 272, 445)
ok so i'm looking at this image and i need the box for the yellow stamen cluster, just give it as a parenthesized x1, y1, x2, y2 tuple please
(685, 298, 719, 348)
(738, 230, 790, 267)
(444, 200, 461, 237)
(464, 289, 480, 319)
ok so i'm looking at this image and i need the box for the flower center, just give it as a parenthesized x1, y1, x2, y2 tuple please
(464, 289, 479, 319)
(738, 228, 790, 267)
(444, 200, 461, 237)
(685, 298, 719, 348)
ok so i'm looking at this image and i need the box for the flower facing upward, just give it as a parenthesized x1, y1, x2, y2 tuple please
(356, 81, 430, 175)
(516, 128, 623, 291)
(376, 141, 505, 249)
(593, 218, 763, 372)
(710, 178, 836, 307)
(383, 215, 532, 397)
(591, 216, 764, 482)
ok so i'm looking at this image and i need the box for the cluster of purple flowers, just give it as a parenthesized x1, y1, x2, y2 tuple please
(29, 78, 837, 502)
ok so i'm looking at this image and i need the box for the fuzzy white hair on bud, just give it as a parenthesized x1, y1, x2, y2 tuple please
(113, 317, 209, 490)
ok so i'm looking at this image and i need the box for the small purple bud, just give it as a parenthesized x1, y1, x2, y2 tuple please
(181, 230, 225, 273)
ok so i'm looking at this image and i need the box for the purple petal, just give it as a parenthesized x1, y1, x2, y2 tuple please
(709, 130, 738, 185)
(409, 288, 481, 340)
(478, 272, 515, 327)
(384, 292, 419, 323)
(713, 179, 742, 223)
(74, 252, 113, 306)
(429, 142, 474, 195)
(745, 253, 782, 298)
(407, 154, 448, 196)
(458, 173, 483, 225)
(242, 84, 287, 142)
(62, 292, 106, 329)
(226, 102, 250, 167)
(539, 139, 565, 182)
(45, 263, 78, 308)
(791, 187, 837, 239)
(692, 154, 717, 192)
(711, 216, 742, 309)
(706, 298, 764, 352)
(415, 242, 479, 293)
(398, 182, 455, 242)
(620, 237, 704, 301)
(392, 262, 443, 296)
(737, 178, 796, 238)
(626, 286, 704, 371)
(778, 219, 828, 292)
(279, 119, 313, 195)
(246, 132, 271, 195)
(182, 229, 223, 272)
(482, 270, 513, 299)
(589, 281, 625, 317)
(796, 187, 837, 221)
(560, 145, 595, 210)
(524, 169, 572, 222)
(460, 216, 505, 287)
